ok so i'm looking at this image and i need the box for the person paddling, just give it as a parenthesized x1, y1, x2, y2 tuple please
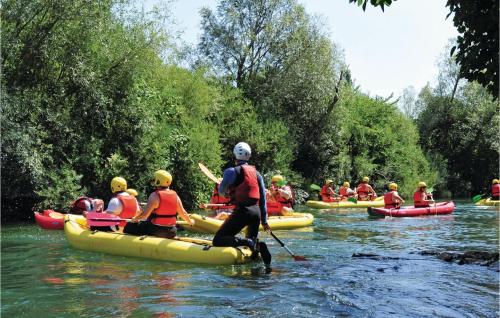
(93, 177, 140, 232)
(320, 179, 337, 202)
(384, 183, 404, 209)
(212, 142, 272, 271)
(127, 170, 193, 238)
(268, 175, 294, 215)
(491, 179, 500, 200)
(356, 176, 377, 201)
(413, 182, 433, 208)
(339, 181, 356, 201)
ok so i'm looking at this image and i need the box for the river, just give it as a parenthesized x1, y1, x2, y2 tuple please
(1, 202, 498, 317)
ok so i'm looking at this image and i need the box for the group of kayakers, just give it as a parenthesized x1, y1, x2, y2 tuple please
(319, 176, 377, 202)
(74, 142, 273, 271)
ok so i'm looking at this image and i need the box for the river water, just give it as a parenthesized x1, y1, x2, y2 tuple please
(2, 202, 498, 317)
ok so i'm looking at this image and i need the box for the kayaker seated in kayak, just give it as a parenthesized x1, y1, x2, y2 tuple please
(127, 170, 193, 238)
(356, 176, 377, 201)
(202, 178, 233, 220)
(491, 179, 500, 200)
(268, 175, 294, 215)
(413, 182, 434, 208)
(339, 181, 356, 201)
(320, 179, 338, 202)
(90, 177, 141, 232)
(212, 142, 272, 271)
(384, 183, 404, 209)
(69, 197, 104, 214)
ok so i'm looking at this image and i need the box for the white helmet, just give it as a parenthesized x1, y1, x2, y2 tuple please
(233, 142, 251, 161)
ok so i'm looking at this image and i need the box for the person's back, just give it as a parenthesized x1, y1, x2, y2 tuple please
(357, 177, 376, 201)
(491, 179, 500, 200)
(384, 183, 404, 208)
(212, 142, 272, 271)
(126, 170, 193, 238)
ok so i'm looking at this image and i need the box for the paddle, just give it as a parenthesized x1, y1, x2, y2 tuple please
(472, 194, 487, 203)
(310, 184, 322, 191)
(85, 212, 131, 227)
(269, 231, 307, 261)
(198, 162, 220, 184)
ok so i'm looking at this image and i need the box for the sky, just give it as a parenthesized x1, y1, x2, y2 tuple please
(165, 0, 458, 98)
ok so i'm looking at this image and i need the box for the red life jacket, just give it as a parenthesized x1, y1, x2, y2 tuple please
(320, 185, 336, 202)
(116, 194, 138, 227)
(231, 165, 260, 205)
(413, 190, 429, 207)
(70, 197, 93, 214)
(384, 191, 398, 208)
(210, 184, 231, 205)
(151, 189, 178, 226)
(492, 184, 500, 197)
(357, 183, 369, 196)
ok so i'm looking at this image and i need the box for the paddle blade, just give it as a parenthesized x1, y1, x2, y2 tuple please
(198, 162, 220, 183)
(85, 212, 122, 227)
(310, 184, 321, 191)
(293, 255, 308, 261)
(472, 194, 483, 203)
(347, 197, 357, 203)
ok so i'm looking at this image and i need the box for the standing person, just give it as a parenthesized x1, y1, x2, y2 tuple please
(93, 177, 140, 232)
(339, 181, 356, 201)
(413, 182, 434, 207)
(384, 183, 405, 208)
(127, 170, 193, 238)
(212, 142, 272, 271)
(491, 179, 500, 200)
(320, 179, 337, 202)
(356, 176, 377, 201)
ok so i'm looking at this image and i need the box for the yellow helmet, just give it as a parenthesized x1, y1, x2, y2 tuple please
(325, 179, 333, 185)
(418, 181, 427, 188)
(111, 177, 127, 193)
(389, 182, 398, 190)
(126, 188, 138, 197)
(492, 179, 500, 185)
(272, 175, 284, 183)
(362, 176, 370, 182)
(154, 170, 172, 187)
(343, 181, 350, 187)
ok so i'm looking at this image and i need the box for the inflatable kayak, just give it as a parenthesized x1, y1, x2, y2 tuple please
(475, 198, 500, 207)
(367, 201, 455, 217)
(34, 210, 87, 230)
(180, 212, 314, 234)
(64, 214, 253, 265)
(201, 201, 288, 214)
(305, 197, 385, 209)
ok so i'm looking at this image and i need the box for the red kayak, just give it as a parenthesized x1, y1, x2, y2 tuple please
(368, 201, 455, 217)
(34, 210, 65, 230)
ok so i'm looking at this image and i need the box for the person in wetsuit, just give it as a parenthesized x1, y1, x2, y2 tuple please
(212, 142, 272, 271)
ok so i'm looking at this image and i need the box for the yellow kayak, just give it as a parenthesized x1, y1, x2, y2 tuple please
(64, 214, 253, 265)
(475, 198, 500, 207)
(179, 212, 314, 234)
(306, 197, 385, 209)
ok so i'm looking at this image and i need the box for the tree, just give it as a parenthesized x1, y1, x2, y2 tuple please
(199, 0, 300, 88)
(349, 0, 499, 98)
(399, 86, 418, 119)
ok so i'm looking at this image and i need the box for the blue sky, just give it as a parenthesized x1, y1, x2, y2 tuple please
(165, 0, 457, 98)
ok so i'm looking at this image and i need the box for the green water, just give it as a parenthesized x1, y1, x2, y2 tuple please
(2, 202, 499, 317)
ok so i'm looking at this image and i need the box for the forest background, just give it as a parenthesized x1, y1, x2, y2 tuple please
(2, 0, 498, 221)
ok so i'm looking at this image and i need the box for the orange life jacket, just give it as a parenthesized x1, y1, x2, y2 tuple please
(231, 165, 260, 205)
(357, 183, 369, 196)
(210, 184, 231, 205)
(116, 194, 138, 227)
(413, 190, 429, 207)
(151, 189, 178, 226)
(384, 190, 398, 208)
(320, 185, 336, 202)
(492, 184, 500, 197)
